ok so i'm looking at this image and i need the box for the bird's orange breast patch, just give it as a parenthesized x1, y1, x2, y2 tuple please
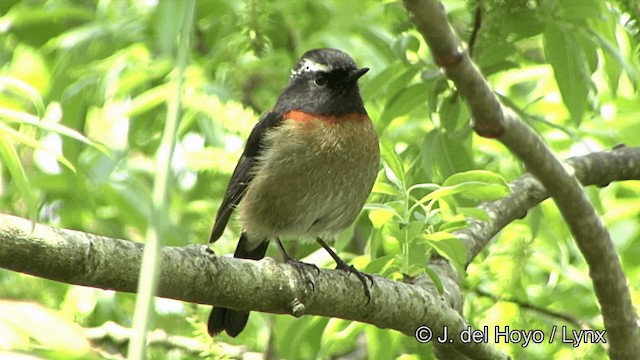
(284, 110, 369, 124)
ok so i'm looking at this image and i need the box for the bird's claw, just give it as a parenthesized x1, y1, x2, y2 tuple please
(335, 262, 373, 304)
(285, 258, 319, 292)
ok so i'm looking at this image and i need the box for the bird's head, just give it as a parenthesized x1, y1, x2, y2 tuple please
(274, 48, 369, 116)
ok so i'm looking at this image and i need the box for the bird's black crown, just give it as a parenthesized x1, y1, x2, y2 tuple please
(291, 48, 358, 77)
(275, 48, 368, 116)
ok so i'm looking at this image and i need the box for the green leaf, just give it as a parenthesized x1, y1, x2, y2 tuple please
(0, 108, 110, 156)
(365, 326, 398, 360)
(380, 141, 405, 192)
(423, 129, 475, 182)
(438, 217, 468, 232)
(424, 265, 445, 295)
(543, 23, 590, 125)
(391, 33, 420, 60)
(402, 221, 426, 244)
(0, 76, 45, 116)
(503, 9, 545, 39)
(360, 62, 404, 100)
(434, 130, 474, 179)
(558, 0, 603, 22)
(407, 183, 441, 194)
(443, 170, 508, 188)
(365, 254, 398, 274)
(421, 130, 440, 182)
(0, 122, 75, 172)
(457, 207, 491, 222)
(590, 22, 637, 95)
(127, 84, 171, 118)
(364, 203, 403, 226)
(421, 232, 467, 273)
(371, 180, 399, 196)
(0, 300, 90, 355)
(439, 95, 460, 132)
(380, 83, 429, 125)
(0, 135, 38, 223)
(386, 65, 421, 100)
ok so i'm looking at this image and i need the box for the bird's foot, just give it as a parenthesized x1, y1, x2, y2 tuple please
(284, 257, 319, 292)
(334, 260, 374, 304)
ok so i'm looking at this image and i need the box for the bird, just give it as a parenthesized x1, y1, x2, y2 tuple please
(207, 48, 380, 337)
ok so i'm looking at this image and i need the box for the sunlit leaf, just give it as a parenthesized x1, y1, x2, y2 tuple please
(0, 135, 37, 222)
(0, 108, 110, 156)
(420, 232, 467, 273)
(380, 141, 405, 191)
(0, 122, 75, 172)
(0, 300, 90, 355)
(0, 76, 45, 116)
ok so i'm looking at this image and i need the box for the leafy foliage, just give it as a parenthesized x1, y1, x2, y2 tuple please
(0, 0, 639, 359)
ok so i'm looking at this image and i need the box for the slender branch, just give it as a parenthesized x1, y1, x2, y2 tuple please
(472, 288, 591, 331)
(2, 148, 638, 359)
(403, 1, 639, 358)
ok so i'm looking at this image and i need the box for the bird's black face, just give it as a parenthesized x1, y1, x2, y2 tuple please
(274, 48, 368, 116)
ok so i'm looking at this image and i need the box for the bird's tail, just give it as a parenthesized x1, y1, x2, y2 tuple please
(208, 233, 268, 337)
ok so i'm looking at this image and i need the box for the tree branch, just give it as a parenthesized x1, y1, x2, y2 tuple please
(1, 148, 638, 359)
(460, 147, 640, 262)
(0, 215, 504, 359)
(403, 0, 639, 358)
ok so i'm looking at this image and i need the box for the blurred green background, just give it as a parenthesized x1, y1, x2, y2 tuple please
(0, 0, 639, 359)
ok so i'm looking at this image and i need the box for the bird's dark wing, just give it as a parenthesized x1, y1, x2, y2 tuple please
(209, 111, 282, 243)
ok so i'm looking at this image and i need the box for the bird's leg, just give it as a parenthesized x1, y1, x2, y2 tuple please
(316, 238, 373, 304)
(276, 238, 319, 292)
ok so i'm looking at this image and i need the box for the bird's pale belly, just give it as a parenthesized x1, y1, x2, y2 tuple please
(238, 117, 379, 244)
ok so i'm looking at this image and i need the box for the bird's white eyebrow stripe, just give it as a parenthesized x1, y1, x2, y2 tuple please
(292, 58, 332, 76)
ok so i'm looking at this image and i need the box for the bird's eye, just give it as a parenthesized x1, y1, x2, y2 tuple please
(314, 75, 327, 86)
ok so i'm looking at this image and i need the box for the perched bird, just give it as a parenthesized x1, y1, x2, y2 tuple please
(208, 48, 380, 337)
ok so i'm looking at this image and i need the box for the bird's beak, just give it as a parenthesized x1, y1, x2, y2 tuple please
(343, 67, 369, 84)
